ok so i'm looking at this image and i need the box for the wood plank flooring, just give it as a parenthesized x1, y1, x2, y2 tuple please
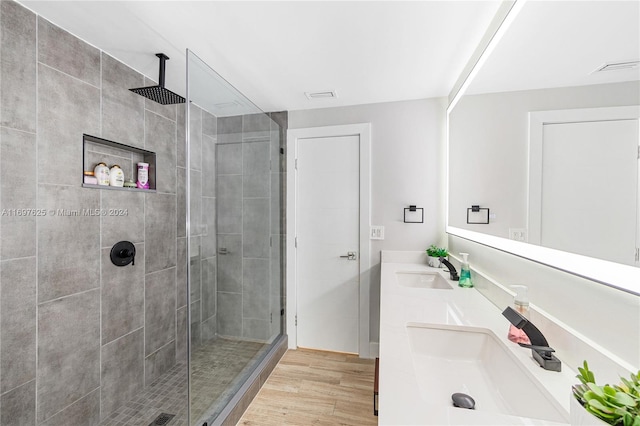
(238, 349, 378, 426)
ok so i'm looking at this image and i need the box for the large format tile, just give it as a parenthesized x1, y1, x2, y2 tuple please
(0, 1, 36, 132)
(37, 290, 100, 422)
(202, 257, 217, 321)
(145, 267, 177, 355)
(0, 380, 35, 426)
(37, 64, 100, 186)
(216, 235, 241, 293)
(176, 237, 187, 308)
(202, 134, 216, 197)
(203, 111, 217, 137)
(0, 257, 36, 393)
(217, 292, 242, 337)
(243, 141, 270, 198)
(101, 329, 144, 417)
(176, 306, 188, 364)
(217, 116, 242, 144)
(202, 197, 216, 259)
(177, 101, 186, 168)
(216, 142, 242, 175)
(37, 184, 100, 302)
(101, 53, 145, 148)
(144, 193, 176, 274)
(190, 104, 202, 171)
(144, 340, 176, 387)
(100, 189, 144, 249)
(190, 237, 202, 304)
(40, 388, 100, 426)
(1, 128, 36, 260)
(38, 18, 100, 87)
(190, 169, 202, 235)
(243, 318, 271, 342)
(177, 167, 186, 238)
(145, 112, 176, 194)
(217, 175, 242, 234)
(242, 258, 270, 321)
(271, 172, 282, 235)
(243, 198, 270, 259)
(101, 245, 144, 344)
(242, 113, 271, 140)
(190, 300, 201, 347)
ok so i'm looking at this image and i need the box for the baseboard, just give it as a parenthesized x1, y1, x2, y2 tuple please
(369, 341, 379, 358)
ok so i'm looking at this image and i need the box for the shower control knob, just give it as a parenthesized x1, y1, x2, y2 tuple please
(110, 241, 136, 267)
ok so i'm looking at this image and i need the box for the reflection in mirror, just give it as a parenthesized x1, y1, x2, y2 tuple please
(448, 1, 640, 277)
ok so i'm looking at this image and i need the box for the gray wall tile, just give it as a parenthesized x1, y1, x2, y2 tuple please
(202, 258, 217, 320)
(100, 190, 144, 249)
(243, 173, 270, 199)
(145, 267, 176, 355)
(203, 111, 217, 137)
(190, 169, 202, 235)
(202, 197, 216, 259)
(190, 104, 202, 171)
(190, 236, 201, 303)
(271, 173, 282, 235)
(217, 116, 242, 144)
(40, 389, 100, 426)
(176, 237, 187, 308)
(37, 290, 100, 422)
(201, 316, 217, 343)
(243, 319, 271, 342)
(190, 300, 201, 347)
(101, 53, 145, 148)
(143, 77, 177, 122)
(37, 64, 100, 186)
(177, 102, 186, 168)
(145, 193, 176, 274)
(100, 329, 144, 417)
(0, 257, 36, 393)
(176, 306, 187, 364)
(37, 185, 100, 302)
(217, 175, 242, 234)
(242, 258, 269, 320)
(242, 113, 271, 140)
(1, 1, 36, 132)
(1, 380, 35, 426)
(177, 167, 186, 238)
(144, 341, 175, 387)
(38, 18, 100, 87)
(243, 198, 270, 259)
(101, 245, 144, 344)
(216, 235, 241, 293)
(1, 128, 36, 260)
(202, 135, 216, 197)
(216, 143, 242, 175)
(217, 292, 242, 337)
(242, 141, 270, 198)
(145, 112, 176, 194)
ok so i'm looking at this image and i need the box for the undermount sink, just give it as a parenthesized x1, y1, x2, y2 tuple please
(406, 322, 568, 423)
(396, 271, 453, 289)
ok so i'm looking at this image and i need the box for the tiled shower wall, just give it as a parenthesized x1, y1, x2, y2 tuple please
(0, 2, 186, 423)
(215, 112, 285, 342)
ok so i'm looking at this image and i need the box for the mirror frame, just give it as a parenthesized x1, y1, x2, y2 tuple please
(445, 0, 640, 296)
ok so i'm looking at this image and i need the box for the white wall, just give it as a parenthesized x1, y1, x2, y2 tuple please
(289, 98, 447, 342)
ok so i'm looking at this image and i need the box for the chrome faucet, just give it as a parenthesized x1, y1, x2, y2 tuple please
(502, 306, 561, 372)
(439, 257, 459, 281)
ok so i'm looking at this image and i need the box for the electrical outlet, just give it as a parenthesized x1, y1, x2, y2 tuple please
(509, 228, 528, 242)
(370, 225, 385, 240)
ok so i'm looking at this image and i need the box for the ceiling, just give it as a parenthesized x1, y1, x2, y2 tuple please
(19, 1, 503, 112)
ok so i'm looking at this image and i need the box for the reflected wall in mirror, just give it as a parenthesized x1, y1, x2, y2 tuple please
(448, 1, 640, 269)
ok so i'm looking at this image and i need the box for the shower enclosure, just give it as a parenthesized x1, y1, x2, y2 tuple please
(185, 50, 286, 425)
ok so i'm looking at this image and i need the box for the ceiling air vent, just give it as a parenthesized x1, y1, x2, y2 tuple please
(593, 60, 640, 73)
(305, 90, 338, 100)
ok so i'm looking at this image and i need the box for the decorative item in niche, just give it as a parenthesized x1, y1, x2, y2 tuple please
(467, 205, 490, 224)
(404, 205, 424, 223)
(426, 244, 448, 268)
(82, 134, 156, 192)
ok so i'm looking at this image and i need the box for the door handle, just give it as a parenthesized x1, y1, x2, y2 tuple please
(339, 251, 358, 260)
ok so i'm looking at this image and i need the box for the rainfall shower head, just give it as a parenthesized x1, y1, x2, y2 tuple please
(129, 53, 185, 105)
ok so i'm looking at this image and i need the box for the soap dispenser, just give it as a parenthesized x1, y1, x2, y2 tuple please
(458, 253, 473, 288)
(507, 285, 531, 345)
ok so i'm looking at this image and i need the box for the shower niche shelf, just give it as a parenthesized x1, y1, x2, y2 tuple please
(82, 134, 156, 192)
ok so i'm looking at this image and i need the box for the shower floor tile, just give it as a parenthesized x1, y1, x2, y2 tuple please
(99, 338, 267, 426)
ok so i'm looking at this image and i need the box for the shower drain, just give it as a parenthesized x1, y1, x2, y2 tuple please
(149, 413, 175, 426)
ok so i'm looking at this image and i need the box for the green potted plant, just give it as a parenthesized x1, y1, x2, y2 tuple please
(426, 245, 448, 268)
(572, 361, 640, 426)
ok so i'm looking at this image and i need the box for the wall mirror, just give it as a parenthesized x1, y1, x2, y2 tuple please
(447, 0, 640, 294)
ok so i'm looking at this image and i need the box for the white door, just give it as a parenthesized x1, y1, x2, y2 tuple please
(540, 119, 639, 266)
(296, 135, 360, 353)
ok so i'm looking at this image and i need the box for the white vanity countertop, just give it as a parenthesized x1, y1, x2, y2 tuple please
(379, 255, 577, 425)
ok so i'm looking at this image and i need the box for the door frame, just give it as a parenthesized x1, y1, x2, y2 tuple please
(286, 123, 372, 358)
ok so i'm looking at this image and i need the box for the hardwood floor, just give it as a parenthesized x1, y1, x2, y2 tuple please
(238, 348, 378, 425)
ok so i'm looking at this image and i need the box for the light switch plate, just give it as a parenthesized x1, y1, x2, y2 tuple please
(509, 228, 528, 242)
(370, 225, 385, 240)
